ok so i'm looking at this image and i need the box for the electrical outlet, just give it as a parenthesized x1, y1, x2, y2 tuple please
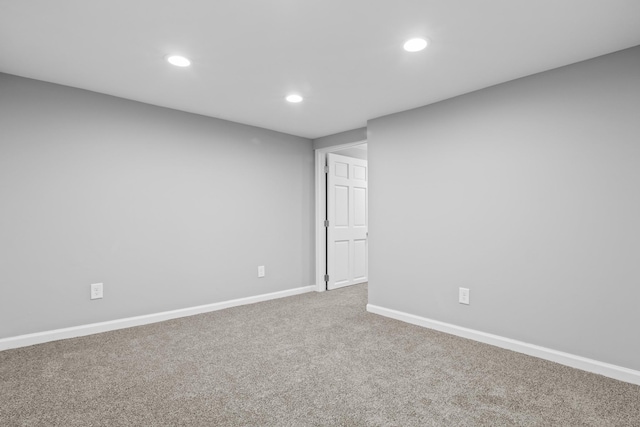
(90, 283, 103, 300)
(258, 266, 265, 278)
(459, 287, 469, 305)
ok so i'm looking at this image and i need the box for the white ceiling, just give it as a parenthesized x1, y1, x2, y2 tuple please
(1, 1, 640, 139)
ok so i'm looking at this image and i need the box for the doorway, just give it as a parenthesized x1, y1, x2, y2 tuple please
(314, 141, 368, 292)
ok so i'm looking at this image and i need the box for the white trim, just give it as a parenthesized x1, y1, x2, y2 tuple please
(0, 285, 315, 352)
(314, 140, 367, 292)
(367, 304, 640, 386)
(314, 149, 326, 293)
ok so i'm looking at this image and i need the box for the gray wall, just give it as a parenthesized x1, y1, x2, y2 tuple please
(312, 127, 367, 150)
(368, 46, 640, 371)
(0, 73, 314, 338)
(334, 146, 367, 160)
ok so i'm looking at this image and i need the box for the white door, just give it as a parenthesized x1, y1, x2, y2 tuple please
(327, 153, 368, 290)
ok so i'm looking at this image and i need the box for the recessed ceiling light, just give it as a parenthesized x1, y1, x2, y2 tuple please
(286, 94, 303, 103)
(166, 55, 191, 67)
(403, 38, 429, 52)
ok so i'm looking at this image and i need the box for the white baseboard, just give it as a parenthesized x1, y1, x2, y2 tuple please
(0, 285, 315, 352)
(367, 304, 640, 386)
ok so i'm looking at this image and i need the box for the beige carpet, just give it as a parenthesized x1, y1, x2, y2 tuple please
(1, 283, 639, 426)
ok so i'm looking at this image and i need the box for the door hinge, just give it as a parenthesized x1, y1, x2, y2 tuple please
(324, 274, 329, 282)
(324, 165, 329, 173)
(324, 220, 329, 228)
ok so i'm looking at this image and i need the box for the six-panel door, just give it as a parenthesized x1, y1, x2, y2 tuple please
(327, 153, 368, 290)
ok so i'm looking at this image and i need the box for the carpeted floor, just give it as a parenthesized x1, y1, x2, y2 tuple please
(1, 283, 639, 426)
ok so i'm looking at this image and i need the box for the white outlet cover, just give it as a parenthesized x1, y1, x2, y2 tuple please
(459, 287, 470, 305)
(258, 266, 265, 278)
(91, 283, 103, 300)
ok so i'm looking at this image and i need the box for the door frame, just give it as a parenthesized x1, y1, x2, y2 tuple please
(314, 139, 367, 292)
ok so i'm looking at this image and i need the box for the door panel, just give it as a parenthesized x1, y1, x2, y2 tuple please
(353, 187, 366, 226)
(327, 153, 368, 290)
(335, 161, 349, 178)
(353, 239, 367, 280)
(335, 185, 349, 227)
(354, 165, 367, 181)
(334, 240, 350, 286)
